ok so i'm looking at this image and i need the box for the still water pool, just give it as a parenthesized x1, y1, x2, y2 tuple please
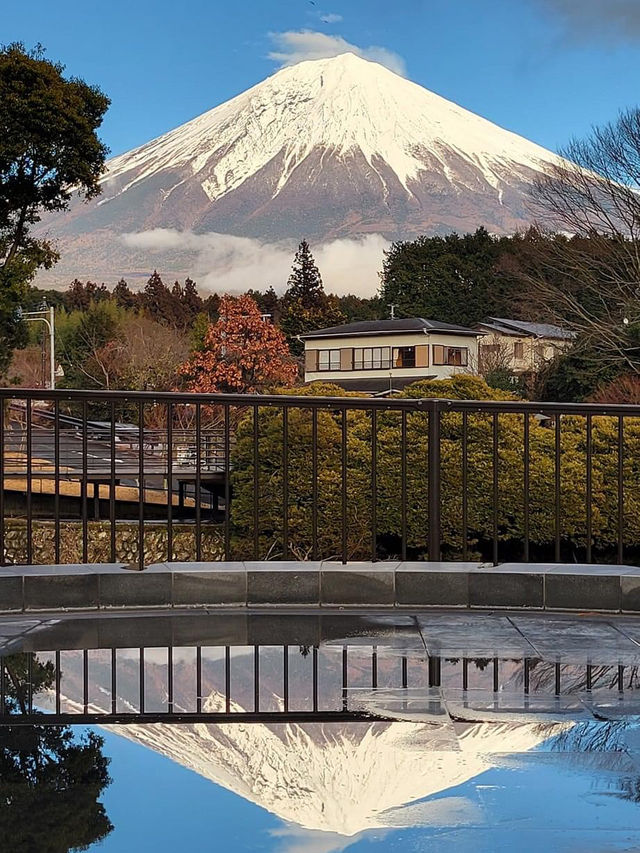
(2, 609, 640, 852)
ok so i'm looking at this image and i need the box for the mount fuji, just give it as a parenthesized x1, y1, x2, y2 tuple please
(37, 53, 560, 289)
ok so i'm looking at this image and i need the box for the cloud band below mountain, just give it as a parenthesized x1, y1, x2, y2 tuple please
(121, 230, 389, 297)
(268, 30, 406, 76)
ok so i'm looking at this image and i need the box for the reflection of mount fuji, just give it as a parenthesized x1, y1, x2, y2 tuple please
(54, 647, 568, 837)
(110, 716, 553, 837)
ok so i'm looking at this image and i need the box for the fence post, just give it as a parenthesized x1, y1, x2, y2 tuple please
(428, 399, 441, 562)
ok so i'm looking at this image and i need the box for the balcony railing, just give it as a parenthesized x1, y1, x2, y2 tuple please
(1, 387, 639, 568)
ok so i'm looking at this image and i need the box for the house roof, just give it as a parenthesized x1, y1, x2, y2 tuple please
(301, 318, 479, 340)
(478, 317, 576, 341)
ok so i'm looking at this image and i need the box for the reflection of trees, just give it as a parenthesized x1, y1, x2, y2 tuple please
(0, 653, 113, 852)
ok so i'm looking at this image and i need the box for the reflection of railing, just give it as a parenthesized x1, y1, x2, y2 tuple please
(0, 644, 635, 726)
(3, 387, 640, 567)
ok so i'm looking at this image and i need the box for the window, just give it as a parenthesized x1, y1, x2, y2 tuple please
(317, 349, 341, 371)
(433, 345, 468, 366)
(393, 346, 416, 368)
(353, 346, 391, 370)
(514, 342, 524, 360)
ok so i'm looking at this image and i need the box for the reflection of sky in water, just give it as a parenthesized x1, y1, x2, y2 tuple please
(93, 723, 640, 853)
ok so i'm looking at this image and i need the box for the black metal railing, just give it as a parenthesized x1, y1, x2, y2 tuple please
(2, 387, 640, 567)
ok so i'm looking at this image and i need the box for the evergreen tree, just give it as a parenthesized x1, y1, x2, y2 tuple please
(181, 277, 203, 325)
(113, 278, 137, 310)
(281, 240, 345, 356)
(380, 228, 515, 326)
(284, 240, 324, 308)
(142, 270, 175, 324)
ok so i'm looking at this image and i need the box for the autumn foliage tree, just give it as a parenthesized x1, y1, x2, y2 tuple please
(179, 294, 297, 393)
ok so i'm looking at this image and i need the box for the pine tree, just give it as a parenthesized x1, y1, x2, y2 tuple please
(113, 278, 137, 310)
(142, 271, 175, 324)
(281, 240, 345, 356)
(284, 240, 324, 308)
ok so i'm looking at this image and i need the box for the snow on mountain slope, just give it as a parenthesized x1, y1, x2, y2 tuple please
(36, 53, 562, 288)
(102, 52, 557, 207)
(105, 691, 556, 837)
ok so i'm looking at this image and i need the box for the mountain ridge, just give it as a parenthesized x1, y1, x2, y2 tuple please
(35, 53, 560, 290)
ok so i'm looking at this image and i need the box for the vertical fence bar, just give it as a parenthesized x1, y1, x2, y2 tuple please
(523, 413, 530, 562)
(111, 648, 117, 715)
(283, 646, 289, 713)
(554, 662, 561, 696)
(311, 408, 318, 560)
(224, 402, 231, 561)
(555, 414, 561, 562)
(372, 645, 378, 688)
(371, 409, 377, 562)
(428, 401, 441, 562)
(618, 414, 624, 565)
(462, 411, 468, 561)
(312, 646, 318, 712)
(492, 412, 499, 566)
(167, 647, 174, 714)
(196, 647, 202, 714)
(493, 657, 499, 693)
(586, 664, 592, 692)
(195, 403, 202, 562)
(428, 656, 441, 688)
(139, 648, 145, 713)
(463, 658, 469, 691)
(166, 402, 173, 562)
(342, 645, 348, 710)
(109, 401, 116, 563)
(253, 405, 260, 560)
(26, 398, 33, 564)
(225, 647, 231, 714)
(0, 396, 4, 566)
(54, 400, 60, 564)
(137, 399, 145, 570)
(0, 659, 4, 715)
(401, 410, 408, 561)
(55, 651, 61, 715)
(401, 655, 408, 689)
(27, 655, 33, 714)
(618, 664, 625, 692)
(341, 407, 348, 564)
(83, 649, 89, 714)
(524, 658, 530, 695)
(282, 406, 289, 560)
(254, 646, 260, 713)
(586, 414, 593, 564)
(81, 399, 88, 564)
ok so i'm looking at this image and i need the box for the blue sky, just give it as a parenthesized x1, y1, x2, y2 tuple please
(4, 0, 640, 158)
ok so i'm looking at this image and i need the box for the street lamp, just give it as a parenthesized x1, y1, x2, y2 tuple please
(16, 301, 56, 389)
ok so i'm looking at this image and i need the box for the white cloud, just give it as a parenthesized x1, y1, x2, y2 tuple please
(121, 230, 389, 298)
(536, 0, 640, 41)
(268, 30, 406, 77)
(320, 13, 343, 24)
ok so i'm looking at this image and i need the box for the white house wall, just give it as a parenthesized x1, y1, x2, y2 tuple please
(304, 332, 480, 384)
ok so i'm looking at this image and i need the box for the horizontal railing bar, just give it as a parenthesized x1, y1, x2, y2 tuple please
(0, 711, 394, 726)
(3, 388, 640, 416)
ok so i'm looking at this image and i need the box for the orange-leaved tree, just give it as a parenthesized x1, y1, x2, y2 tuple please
(179, 294, 297, 393)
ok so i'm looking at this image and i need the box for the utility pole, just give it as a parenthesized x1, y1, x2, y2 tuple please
(17, 302, 56, 389)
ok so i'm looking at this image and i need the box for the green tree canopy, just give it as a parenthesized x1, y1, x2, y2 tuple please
(0, 652, 112, 852)
(0, 43, 109, 377)
(379, 227, 516, 327)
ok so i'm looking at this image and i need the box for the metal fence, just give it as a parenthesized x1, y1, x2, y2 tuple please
(1, 387, 640, 567)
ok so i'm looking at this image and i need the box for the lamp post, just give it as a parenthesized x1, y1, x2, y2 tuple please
(17, 301, 56, 389)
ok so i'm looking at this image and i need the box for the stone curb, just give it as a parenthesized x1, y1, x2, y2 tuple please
(2, 561, 640, 614)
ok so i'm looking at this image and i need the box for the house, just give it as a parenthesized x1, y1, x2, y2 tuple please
(475, 318, 575, 375)
(301, 318, 481, 393)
